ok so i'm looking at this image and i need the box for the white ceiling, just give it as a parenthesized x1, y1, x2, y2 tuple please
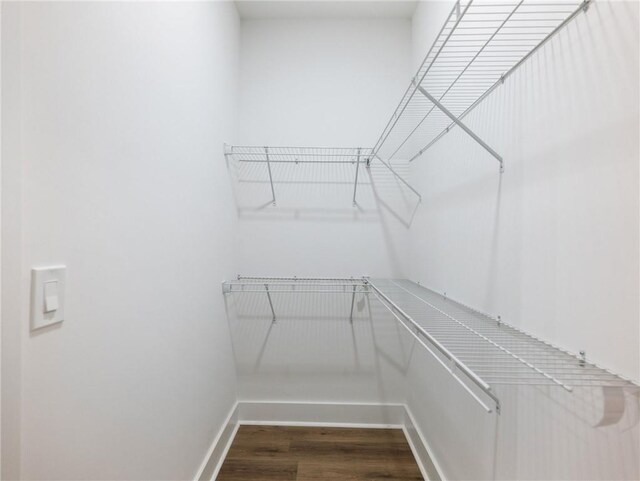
(235, 0, 419, 19)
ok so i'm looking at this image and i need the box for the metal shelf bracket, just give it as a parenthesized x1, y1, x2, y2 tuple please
(264, 147, 277, 206)
(265, 284, 276, 323)
(352, 147, 361, 207)
(413, 81, 504, 173)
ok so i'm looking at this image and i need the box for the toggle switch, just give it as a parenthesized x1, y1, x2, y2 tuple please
(44, 280, 59, 313)
(31, 266, 66, 331)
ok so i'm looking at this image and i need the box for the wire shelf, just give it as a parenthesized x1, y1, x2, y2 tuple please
(226, 146, 374, 165)
(368, 278, 639, 413)
(223, 277, 370, 323)
(372, 0, 590, 169)
(224, 276, 368, 293)
(224, 145, 421, 206)
(222, 276, 638, 414)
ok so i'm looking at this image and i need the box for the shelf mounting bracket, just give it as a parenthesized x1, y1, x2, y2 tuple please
(412, 81, 504, 173)
(265, 147, 277, 205)
(265, 284, 276, 323)
(349, 285, 357, 323)
(374, 155, 422, 202)
(352, 147, 361, 207)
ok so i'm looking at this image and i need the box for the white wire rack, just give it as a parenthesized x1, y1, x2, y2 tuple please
(224, 145, 421, 206)
(372, 0, 591, 171)
(222, 276, 639, 414)
(368, 278, 640, 413)
(223, 277, 369, 322)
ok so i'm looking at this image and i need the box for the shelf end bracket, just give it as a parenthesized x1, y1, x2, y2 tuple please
(265, 284, 276, 323)
(413, 82, 504, 173)
(352, 148, 361, 207)
(264, 147, 277, 206)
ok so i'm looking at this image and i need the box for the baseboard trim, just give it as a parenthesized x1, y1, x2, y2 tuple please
(404, 406, 445, 481)
(194, 402, 239, 481)
(195, 401, 444, 481)
(238, 401, 406, 428)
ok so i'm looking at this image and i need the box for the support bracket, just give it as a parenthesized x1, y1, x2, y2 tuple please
(264, 147, 277, 205)
(352, 148, 361, 207)
(265, 284, 276, 323)
(349, 285, 357, 323)
(412, 82, 504, 173)
(374, 155, 422, 202)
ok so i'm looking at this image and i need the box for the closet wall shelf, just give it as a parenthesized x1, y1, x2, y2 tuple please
(222, 276, 368, 294)
(224, 144, 421, 206)
(372, 0, 591, 170)
(222, 277, 370, 324)
(223, 276, 639, 415)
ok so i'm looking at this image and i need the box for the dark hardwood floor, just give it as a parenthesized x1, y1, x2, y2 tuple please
(216, 425, 424, 481)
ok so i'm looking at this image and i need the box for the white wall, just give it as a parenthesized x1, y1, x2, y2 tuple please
(403, 1, 640, 479)
(1, 2, 240, 479)
(2, 4, 24, 478)
(229, 17, 417, 406)
(235, 17, 414, 277)
(2, 2, 637, 480)
(226, 285, 412, 406)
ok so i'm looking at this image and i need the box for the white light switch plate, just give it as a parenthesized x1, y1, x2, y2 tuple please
(31, 266, 66, 331)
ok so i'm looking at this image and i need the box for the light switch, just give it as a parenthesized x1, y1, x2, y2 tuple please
(44, 280, 59, 313)
(31, 266, 66, 331)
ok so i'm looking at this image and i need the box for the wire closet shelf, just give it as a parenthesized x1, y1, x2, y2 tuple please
(224, 145, 421, 206)
(222, 276, 370, 323)
(372, 0, 591, 171)
(223, 276, 639, 415)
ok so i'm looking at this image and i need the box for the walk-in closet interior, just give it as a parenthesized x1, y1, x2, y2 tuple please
(1, 0, 639, 480)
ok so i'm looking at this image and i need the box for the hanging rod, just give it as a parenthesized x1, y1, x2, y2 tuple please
(371, 0, 591, 168)
(367, 279, 500, 413)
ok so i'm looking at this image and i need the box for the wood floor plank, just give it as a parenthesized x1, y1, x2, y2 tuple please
(289, 440, 415, 464)
(296, 460, 424, 481)
(216, 459, 298, 481)
(288, 427, 409, 443)
(216, 426, 424, 481)
(224, 438, 291, 460)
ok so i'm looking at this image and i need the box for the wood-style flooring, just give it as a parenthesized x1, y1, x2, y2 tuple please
(217, 425, 424, 481)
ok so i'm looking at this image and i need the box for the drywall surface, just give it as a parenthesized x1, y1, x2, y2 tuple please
(2, 2, 240, 479)
(235, 17, 415, 277)
(404, 1, 640, 479)
(1, 5, 23, 478)
(226, 283, 411, 406)
(230, 17, 417, 405)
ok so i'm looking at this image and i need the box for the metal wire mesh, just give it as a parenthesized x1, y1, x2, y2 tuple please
(224, 145, 421, 208)
(370, 279, 639, 390)
(224, 277, 368, 294)
(223, 276, 638, 414)
(226, 146, 374, 164)
(373, 0, 589, 164)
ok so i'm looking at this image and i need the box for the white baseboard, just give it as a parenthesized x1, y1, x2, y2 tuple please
(404, 406, 445, 481)
(238, 401, 406, 428)
(195, 401, 444, 481)
(194, 402, 239, 481)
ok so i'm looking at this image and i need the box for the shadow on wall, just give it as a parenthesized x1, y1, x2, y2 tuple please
(223, 287, 413, 404)
(404, 330, 640, 480)
(406, 2, 640, 409)
(225, 152, 421, 227)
